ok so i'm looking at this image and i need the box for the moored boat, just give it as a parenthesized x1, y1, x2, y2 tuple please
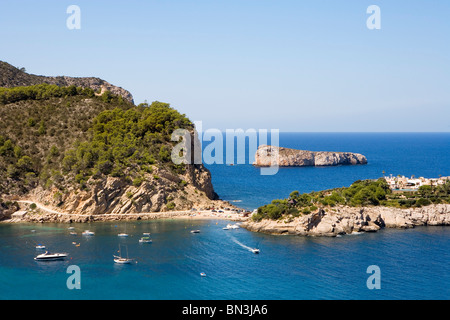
(114, 245, 134, 264)
(34, 251, 68, 261)
(139, 236, 152, 243)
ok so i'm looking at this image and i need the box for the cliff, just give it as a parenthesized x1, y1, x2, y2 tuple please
(0, 64, 222, 219)
(0, 61, 134, 103)
(253, 145, 367, 167)
(23, 157, 216, 215)
(242, 204, 450, 237)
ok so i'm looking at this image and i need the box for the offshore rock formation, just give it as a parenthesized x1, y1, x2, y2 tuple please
(253, 145, 368, 167)
(242, 204, 450, 237)
(0, 61, 134, 103)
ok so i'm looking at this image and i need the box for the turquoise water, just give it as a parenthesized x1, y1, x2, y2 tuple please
(1, 221, 449, 300)
(1, 133, 450, 300)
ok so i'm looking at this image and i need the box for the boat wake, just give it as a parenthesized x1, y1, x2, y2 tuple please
(230, 236, 256, 253)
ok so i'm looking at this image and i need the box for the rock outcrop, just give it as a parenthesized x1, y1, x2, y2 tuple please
(0, 61, 134, 103)
(24, 163, 219, 216)
(253, 145, 367, 167)
(242, 204, 450, 237)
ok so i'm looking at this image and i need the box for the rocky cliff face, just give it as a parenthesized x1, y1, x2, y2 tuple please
(0, 202, 19, 221)
(253, 145, 368, 167)
(242, 204, 450, 237)
(0, 61, 134, 103)
(27, 163, 218, 216)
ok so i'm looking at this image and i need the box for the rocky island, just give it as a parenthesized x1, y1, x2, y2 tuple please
(253, 145, 367, 167)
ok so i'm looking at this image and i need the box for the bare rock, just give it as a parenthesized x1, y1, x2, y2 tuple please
(253, 145, 367, 167)
(242, 204, 450, 237)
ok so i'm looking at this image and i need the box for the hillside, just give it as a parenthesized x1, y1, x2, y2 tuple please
(0, 61, 134, 103)
(0, 68, 221, 219)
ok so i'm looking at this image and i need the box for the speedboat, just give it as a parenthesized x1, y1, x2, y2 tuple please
(34, 251, 68, 261)
(118, 233, 129, 237)
(139, 237, 152, 243)
(223, 227, 230, 230)
(200, 272, 206, 277)
(35, 244, 46, 249)
(82, 230, 95, 236)
(143, 232, 151, 236)
(190, 230, 200, 234)
(251, 248, 260, 254)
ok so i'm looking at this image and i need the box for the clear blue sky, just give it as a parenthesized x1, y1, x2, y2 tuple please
(1, 0, 449, 132)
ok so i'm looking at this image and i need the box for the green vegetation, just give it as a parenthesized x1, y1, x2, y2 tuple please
(0, 84, 193, 197)
(253, 178, 450, 222)
(0, 83, 96, 105)
(0, 198, 19, 216)
(62, 101, 193, 186)
(166, 202, 176, 210)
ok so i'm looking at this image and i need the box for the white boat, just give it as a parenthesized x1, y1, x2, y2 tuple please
(70, 232, 77, 236)
(34, 251, 68, 261)
(139, 236, 152, 243)
(82, 230, 95, 236)
(190, 230, 200, 234)
(223, 227, 230, 230)
(114, 257, 133, 264)
(68, 227, 75, 230)
(143, 232, 151, 236)
(118, 223, 129, 237)
(251, 248, 260, 254)
(200, 272, 206, 277)
(114, 245, 133, 264)
(35, 244, 46, 249)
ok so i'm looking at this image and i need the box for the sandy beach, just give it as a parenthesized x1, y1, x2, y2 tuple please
(2, 200, 250, 223)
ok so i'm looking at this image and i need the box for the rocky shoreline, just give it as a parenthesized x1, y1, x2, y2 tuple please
(3, 203, 247, 224)
(4, 199, 450, 238)
(242, 204, 450, 237)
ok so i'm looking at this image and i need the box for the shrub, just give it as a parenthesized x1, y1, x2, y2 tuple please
(416, 198, 432, 207)
(302, 208, 311, 215)
(133, 177, 143, 187)
(167, 202, 176, 210)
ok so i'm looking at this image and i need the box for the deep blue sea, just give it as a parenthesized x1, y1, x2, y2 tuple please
(206, 132, 450, 210)
(1, 133, 449, 300)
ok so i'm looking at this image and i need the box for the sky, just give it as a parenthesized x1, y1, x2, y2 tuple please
(0, 0, 449, 132)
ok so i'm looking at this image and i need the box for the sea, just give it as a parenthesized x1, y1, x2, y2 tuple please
(0, 133, 449, 300)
